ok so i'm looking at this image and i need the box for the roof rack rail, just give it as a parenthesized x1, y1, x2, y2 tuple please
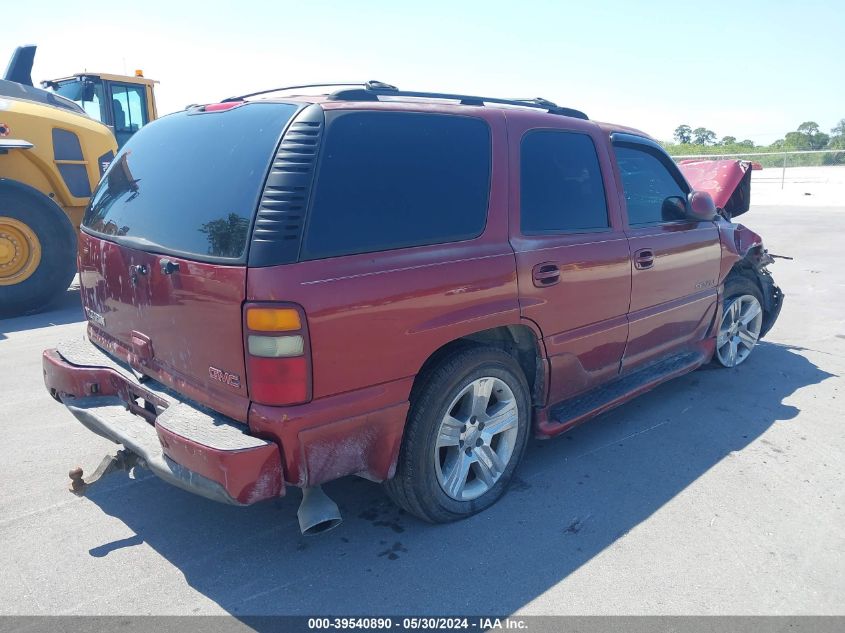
(221, 82, 385, 103)
(328, 81, 589, 120)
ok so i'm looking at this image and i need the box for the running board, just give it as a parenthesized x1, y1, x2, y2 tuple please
(537, 352, 705, 437)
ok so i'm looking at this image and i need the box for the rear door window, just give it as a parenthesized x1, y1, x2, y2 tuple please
(301, 111, 491, 260)
(520, 130, 609, 233)
(83, 102, 299, 261)
(614, 145, 689, 224)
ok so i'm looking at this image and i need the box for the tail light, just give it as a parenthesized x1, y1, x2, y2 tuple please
(243, 303, 311, 406)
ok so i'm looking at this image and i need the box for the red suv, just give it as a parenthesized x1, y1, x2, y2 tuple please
(43, 82, 782, 534)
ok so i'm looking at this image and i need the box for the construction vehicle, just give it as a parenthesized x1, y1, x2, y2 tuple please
(0, 45, 157, 317)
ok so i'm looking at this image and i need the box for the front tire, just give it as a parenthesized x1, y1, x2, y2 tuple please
(384, 346, 531, 523)
(0, 191, 77, 318)
(713, 275, 765, 368)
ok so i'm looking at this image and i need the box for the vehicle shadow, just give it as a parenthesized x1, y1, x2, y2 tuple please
(0, 286, 83, 340)
(83, 342, 833, 617)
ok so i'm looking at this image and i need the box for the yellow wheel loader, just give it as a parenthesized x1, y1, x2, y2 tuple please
(0, 45, 157, 317)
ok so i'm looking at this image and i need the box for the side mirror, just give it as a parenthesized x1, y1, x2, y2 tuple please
(686, 191, 717, 221)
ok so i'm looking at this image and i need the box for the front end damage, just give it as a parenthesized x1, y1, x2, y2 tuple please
(678, 158, 753, 220)
(680, 157, 785, 335)
(734, 241, 784, 337)
(718, 220, 785, 338)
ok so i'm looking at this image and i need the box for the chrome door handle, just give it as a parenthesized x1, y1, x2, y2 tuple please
(634, 248, 655, 270)
(532, 262, 561, 287)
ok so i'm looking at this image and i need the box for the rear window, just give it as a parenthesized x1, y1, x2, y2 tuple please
(83, 102, 298, 261)
(301, 111, 491, 260)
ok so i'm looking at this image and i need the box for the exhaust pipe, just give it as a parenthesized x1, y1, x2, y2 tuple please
(297, 485, 342, 536)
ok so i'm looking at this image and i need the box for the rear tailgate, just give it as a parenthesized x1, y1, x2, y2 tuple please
(79, 101, 300, 422)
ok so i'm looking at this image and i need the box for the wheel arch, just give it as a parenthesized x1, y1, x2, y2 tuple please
(725, 249, 783, 338)
(410, 323, 547, 408)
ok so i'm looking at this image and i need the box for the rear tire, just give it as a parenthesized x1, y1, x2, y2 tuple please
(384, 346, 531, 523)
(0, 191, 77, 318)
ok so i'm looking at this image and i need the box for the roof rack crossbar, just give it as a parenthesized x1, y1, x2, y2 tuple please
(328, 83, 589, 120)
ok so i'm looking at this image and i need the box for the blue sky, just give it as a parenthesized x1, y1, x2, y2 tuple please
(4, 0, 843, 143)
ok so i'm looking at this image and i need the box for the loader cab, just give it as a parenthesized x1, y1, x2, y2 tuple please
(44, 72, 158, 148)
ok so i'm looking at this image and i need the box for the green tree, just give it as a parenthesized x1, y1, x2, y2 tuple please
(674, 124, 692, 144)
(787, 121, 829, 150)
(692, 127, 717, 145)
(829, 119, 845, 149)
(720, 136, 737, 146)
(797, 121, 820, 136)
(738, 139, 755, 148)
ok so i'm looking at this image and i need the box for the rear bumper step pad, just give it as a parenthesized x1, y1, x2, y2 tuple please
(43, 339, 284, 505)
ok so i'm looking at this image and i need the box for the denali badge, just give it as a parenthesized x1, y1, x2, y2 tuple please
(85, 307, 105, 327)
(209, 366, 241, 388)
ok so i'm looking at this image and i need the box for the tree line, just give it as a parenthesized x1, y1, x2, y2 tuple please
(671, 120, 845, 151)
(665, 120, 845, 166)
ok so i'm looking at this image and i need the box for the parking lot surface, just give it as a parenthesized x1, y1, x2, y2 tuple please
(1, 196, 843, 615)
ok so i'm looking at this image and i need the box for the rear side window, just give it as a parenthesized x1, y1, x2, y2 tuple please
(520, 130, 608, 233)
(84, 102, 299, 261)
(301, 112, 490, 260)
(614, 145, 688, 225)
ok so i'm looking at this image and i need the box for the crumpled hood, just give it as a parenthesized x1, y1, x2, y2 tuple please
(678, 159, 753, 218)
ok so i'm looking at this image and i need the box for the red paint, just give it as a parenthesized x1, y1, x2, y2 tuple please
(45, 96, 780, 506)
(201, 101, 245, 112)
(156, 424, 283, 504)
(77, 232, 250, 422)
(678, 159, 751, 209)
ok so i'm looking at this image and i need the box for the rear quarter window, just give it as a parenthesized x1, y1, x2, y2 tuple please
(301, 111, 491, 260)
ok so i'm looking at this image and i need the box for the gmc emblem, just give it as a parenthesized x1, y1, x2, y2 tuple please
(208, 366, 241, 388)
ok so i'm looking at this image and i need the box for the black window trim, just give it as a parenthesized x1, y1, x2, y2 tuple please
(519, 127, 613, 237)
(298, 109, 493, 262)
(611, 132, 694, 227)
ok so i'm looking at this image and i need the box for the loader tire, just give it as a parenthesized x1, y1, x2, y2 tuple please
(0, 190, 77, 318)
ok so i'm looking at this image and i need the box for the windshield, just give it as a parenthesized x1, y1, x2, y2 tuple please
(83, 102, 300, 262)
(52, 79, 104, 121)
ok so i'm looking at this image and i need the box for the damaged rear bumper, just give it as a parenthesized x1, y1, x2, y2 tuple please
(43, 338, 284, 505)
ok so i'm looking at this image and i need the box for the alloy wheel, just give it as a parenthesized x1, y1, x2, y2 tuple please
(716, 294, 763, 367)
(434, 376, 520, 501)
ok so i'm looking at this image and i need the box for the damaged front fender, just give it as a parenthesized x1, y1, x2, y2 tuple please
(718, 221, 785, 337)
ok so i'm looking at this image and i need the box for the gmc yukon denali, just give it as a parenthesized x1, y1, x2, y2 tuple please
(42, 82, 783, 534)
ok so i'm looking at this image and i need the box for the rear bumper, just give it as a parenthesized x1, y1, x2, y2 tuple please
(43, 340, 284, 505)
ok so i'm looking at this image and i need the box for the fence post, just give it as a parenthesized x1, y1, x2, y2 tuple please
(781, 153, 787, 190)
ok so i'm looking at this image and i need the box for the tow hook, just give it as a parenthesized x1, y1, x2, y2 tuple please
(68, 449, 141, 496)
